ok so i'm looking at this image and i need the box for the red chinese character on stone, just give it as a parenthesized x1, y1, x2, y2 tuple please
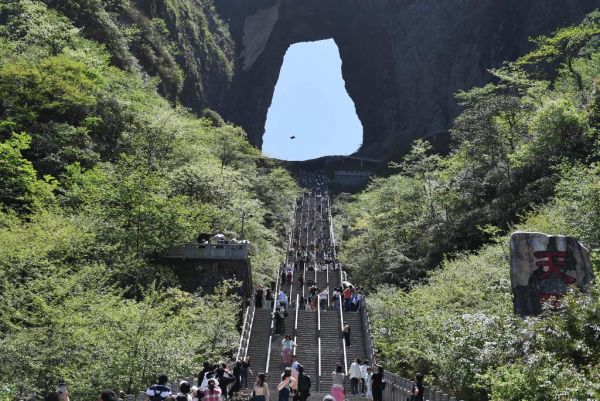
(534, 250, 576, 303)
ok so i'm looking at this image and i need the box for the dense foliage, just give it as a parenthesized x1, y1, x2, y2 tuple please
(0, 1, 298, 399)
(339, 12, 600, 289)
(338, 13, 600, 401)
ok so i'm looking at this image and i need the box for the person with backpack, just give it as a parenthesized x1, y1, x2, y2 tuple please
(278, 368, 296, 401)
(252, 373, 269, 401)
(343, 322, 351, 348)
(410, 373, 424, 401)
(198, 362, 211, 387)
(200, 364, 220, 392)
(146, 375, 172, 401)
(274, 308, 285, 335)
(296, 365, 311, 401)
(371, 366, 385, 401)
(216, 363, 235, 400)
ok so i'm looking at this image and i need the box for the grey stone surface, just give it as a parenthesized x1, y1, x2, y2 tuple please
(510, 231, 593, 316)
(159, 258, 253, 298)
(213, 0, 600, 161)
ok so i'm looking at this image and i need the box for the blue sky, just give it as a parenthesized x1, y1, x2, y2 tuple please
(262, 39, 363, 161)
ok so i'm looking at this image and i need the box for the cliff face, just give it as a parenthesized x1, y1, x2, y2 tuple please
(45, 0, 600, 161)
(43, 0, 235, 112)
(213, 0, 600, 159)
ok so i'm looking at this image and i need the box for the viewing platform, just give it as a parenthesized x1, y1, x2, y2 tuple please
(163, 242, 249, 260)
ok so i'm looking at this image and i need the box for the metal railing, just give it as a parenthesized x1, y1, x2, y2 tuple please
(236, 296, 255, 362)
(360, 299, 376, 366)
(317, 293, 322, 392)
(293, 294, 299, 356)
(265, 273, 281, 375)
(338, 293, 348, 375)
(381, 372, 462, 401)
(165, 242, 249, 259)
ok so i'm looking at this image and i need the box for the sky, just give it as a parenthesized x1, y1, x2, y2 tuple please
(262, 39, 363, 161)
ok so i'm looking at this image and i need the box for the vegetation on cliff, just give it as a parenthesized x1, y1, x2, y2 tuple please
(338, 12, 600, 400)
(0, 1, 298, 399)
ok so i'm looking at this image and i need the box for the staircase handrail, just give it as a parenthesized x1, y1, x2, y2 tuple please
(360, 297, 377, 365)
(265, 271, 281, 375)
(235, 295, 255, 362)
(338, 293, 349, 375)
(317, 291, 322, 392)
(328, 193, 348, 375)
(293, 294, 299, 356)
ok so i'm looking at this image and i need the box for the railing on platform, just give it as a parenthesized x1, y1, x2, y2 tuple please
(164, 243, 249, 259)
(236, 296, 255, 362)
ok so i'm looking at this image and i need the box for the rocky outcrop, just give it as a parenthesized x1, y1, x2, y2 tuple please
(46, 0, 600, 161)
(213, 0, 600, 160)
(510, 232, 594, 316)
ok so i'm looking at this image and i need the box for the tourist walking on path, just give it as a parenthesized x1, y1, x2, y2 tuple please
(291, 355, 300, 392)
(364, 367, 373, 399)
(279, 290, 288, 310)
(360, 360, 370, 395)
(216, 363, 235, 399)
(265, 289, 274, 309)
(241, 356, 253, 388)
(275, 308, 285, 335)
(343, 321, 351, 348)
(202, 379, 221, 401)
(331, 364, 346, 401)
(319, 287, 329, 310)
(296, 365, 312, 401)
(343, 287, 353, 311)
(410, 373, 424, 401)
(278, 368, 296, 401)
(349, 358, 362, 396)
(255, 287, 264, 309)
(146, 374, 172, 401)
(252, 373, 270, 401)
(371, 366, 385, 401)
(281, 335, 297, 366)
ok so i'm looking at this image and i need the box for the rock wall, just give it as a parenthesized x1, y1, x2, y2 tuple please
(160, 258, 253, 298)
(213, 0, 600, 160)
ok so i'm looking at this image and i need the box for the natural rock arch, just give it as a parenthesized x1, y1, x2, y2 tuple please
(214, 0, 600, 160)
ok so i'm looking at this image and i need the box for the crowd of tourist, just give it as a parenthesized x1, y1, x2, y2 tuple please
(43, 174, 426, 401)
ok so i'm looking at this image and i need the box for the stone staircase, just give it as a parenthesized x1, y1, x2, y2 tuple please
(244, 308, 273, 376)
(240, 188, 370, 398)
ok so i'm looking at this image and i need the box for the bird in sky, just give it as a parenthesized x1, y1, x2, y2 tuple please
(290, 135, 296, 140)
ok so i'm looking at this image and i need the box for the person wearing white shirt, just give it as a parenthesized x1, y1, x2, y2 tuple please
(360, 361, 370, 395)
(319, 288, 329, 310)
(349, 358, 362, 396)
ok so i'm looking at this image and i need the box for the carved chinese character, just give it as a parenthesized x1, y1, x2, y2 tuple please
(510, 232, 593, 316)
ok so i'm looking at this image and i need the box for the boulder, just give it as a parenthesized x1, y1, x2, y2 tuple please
(510, 231, 593, 316)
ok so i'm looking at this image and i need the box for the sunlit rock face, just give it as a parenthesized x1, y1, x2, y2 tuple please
(213, 0, 600, 160)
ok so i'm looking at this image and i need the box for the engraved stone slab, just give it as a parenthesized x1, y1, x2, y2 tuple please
(510, 232, 593, 316)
